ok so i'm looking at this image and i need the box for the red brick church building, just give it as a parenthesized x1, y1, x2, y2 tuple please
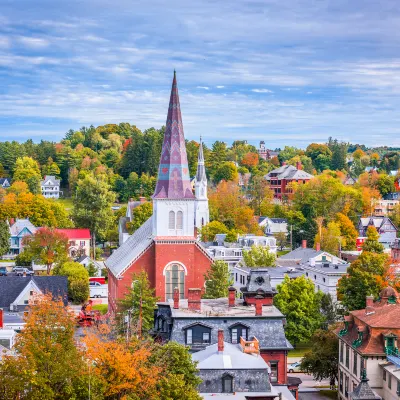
(107, 72, 212, 313)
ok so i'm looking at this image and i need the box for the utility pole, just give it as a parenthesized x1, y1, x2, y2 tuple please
(290, 225, 293, 251)
(126, 309, 132, 345)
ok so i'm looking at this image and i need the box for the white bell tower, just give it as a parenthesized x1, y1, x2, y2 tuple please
(195, 139, 209, 229)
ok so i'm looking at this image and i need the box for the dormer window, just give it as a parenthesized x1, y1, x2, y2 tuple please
(222, 374, 233, 393)
(229, 323, 249, 344)
(183, 323, 212, 345)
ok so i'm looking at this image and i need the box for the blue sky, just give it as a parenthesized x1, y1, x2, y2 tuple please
(1, 0, 400, 148)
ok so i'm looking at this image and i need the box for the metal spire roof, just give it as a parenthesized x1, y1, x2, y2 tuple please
(153, 72, 194, 199)
(196, 138, 207, 182)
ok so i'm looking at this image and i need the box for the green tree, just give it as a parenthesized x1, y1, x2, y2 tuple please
(118, 270, 158, 335)
(208, 141, 228, 176)
(274, 275, 324, 345)
(278, 146, 302, 163)
(151, 341, 201, 400)
(362, 226, 384, 253)
(300, 329, 339, 389)
(249, 175, 274, 215)
(127, 202, 153, 234)
(72, 175, 116, 254)
(306, 143, 332, 172)
(242, 245, 276, 267)
(314, 221, 342, 256)
(328, 138, 348, 171)
(203, 260, 232, 299)
(199, 221, 230, 242)
(320, 293, 340, 326)
(13, 156, 42, 194)
(214, 162, 238, 183)
(376, 174, 395, 197)
(0, 220, 10, 257)
(54, 261, 89, 303)
(275, 232, 288, 251)
(22, 227, 69, 274)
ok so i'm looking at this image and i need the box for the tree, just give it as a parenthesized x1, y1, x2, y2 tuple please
(300, 329, 339, 389)
(7, 181, 29, 195)
(242, 245, 276, 267)
(274, 275, 324, 345)
(249, 175, 273, 215)
(0, 220, 10, 257)
(199, 221, 229, 242)
(314, 221, 342, 256)
(203, 260, 232, 299)
(13, 156, 42, 194)
(305, 143, 332, 172)
(118, 271, 158, 335)
(335, 213, 358, 250)
(376, 174, 395, 197)
(208, 141, 228, 176)
(54, 261, 89, 303)
(241, 152, 259, 169)
(275, 232, 288, 251)
(363, 226, 384, 253)
(72, 175, 116, 254)
(127, 202, 153, 234)
(320, 293, 341, 326)
(328, 138, 348, 171)
(214, 162, 238, 183)
(22, 227, 69, 274)
(0, 294, 92, 399)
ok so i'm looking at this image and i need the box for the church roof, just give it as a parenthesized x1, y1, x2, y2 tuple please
(350, 370, 381, 400)
(153, 71, 194, 200)
(106, 217, 154, 277)
(196, 140, 207, 182)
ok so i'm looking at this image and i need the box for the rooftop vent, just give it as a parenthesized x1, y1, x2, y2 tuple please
(323, 263, 330, 268)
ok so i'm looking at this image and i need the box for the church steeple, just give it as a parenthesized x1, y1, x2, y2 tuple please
(195, 138, 209, 229)
(153, 72, 194, 200)
(196, 138, 207, 183)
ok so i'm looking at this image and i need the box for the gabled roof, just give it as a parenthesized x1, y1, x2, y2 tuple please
(153, 72, 194, 200)
(40, 175, 60, 186)
(56, 228, 91, 240)
(106, 217, 154, 277)
(264, 165, 313, 181)
(0, 276, 68, 308)
(9, 219, 37, 237)
(359, 216, 397, 231)
(0, 178, 10, 186)
(278, 246, 323, 264)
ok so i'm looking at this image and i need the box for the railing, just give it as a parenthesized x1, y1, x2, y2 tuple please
(240, 336, 260, 354)
(386, 348, 400, 368)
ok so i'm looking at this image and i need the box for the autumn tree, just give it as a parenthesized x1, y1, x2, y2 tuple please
(203, 260, 233, 299)
(0, 294, 93, 399)
(199, 221, 229, 242)
(118, 270, 158, 335)
(241, 152, 259, 169)
(275, 231, 288, 251)
(22, 227, 69, 274)
(249, 175, 273, 215)
(0, 220, 10, 257)
(7, 181, 29, 195)
(314, 221, 342, 256)
(214, 161, 238, 183)
(54, 261, 89, 303)
(127, 202, 153, 234)
(13, 156, 42, 194)
(242, 245, 276, 267)
(274, 275, 324, 345)
(335, 212, 358, 250)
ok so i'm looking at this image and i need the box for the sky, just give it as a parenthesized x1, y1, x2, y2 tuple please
(2, 0, 400, 148)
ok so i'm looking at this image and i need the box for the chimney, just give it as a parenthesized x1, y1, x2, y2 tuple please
(173, 287, 179, 309)
(139, 196, 146, 203)
(188, 288, 201, 311)
(255, 295, 264, 316)
(23, 271, 27, 277)
(296, 161, 303, 170)
(315, 242, 321, 251)
(228, 286, 236, 307)
(282, 161, 287, 166)
(302, 240, 307, 249)
(218, 329, 224, 352)
(0, 308, 3, 329)
(366, 295, 374, 308)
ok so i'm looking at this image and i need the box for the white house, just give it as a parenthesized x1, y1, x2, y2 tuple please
(40, 175, 61, 198)
(0, 178, 11, 189)
(259, 217, 288, 236)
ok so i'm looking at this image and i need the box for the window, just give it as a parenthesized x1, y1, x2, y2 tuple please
(353, 352, 357, 376)
(270, 361, 278, 383)
(24, 300, 29, 305)
(203, 332, 210, 342)
(80, 241, 85, 247)
(184, 324, 211, 345)
(165, 263, 185, 300)
(176, 211, 183, 230)
(339, 372, 343, 393)
(345, 345, 349, 368)
(397, 379, 400, 395)
(222, 375, 233, 393)
(230, 324, 248, 344)
(323, 278, 326, 282)
(30, 291, 34, 296)
(340, 341, 344, 363)
(389, 375, 392, 390)
(383, 370, 386, 381)
(314, 275, 317, 280)
(169, 211, 175, 229)
(235, 273, 238, 282)
(345, 376, 349, 397)
(187, 329, 193, 344)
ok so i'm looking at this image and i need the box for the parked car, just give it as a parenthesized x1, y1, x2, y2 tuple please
(89, 281, 102, 287)
(287, 361, 302, 373)
(14, 267, 34, 276)
(0, 267, 8, 276)
(89, 284, 108, 298)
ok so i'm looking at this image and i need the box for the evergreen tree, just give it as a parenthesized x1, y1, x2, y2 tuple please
(0, 220, 10, 257)
(362, 226, 384, 253)
(203, 260, 232, 299)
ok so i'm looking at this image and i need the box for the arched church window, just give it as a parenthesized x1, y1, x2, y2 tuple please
(176, 211, 183, 230)
(201, 217, 205, 227)
(165, 263, 185, 300)
(169, 211, 175, 229)
(201, 187, 204, 196)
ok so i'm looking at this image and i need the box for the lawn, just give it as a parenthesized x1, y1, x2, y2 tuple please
(92, 304, 108, 315)
(288, 342, 312, 357)
(277, 250, 290, 257)
(319, 390, 338, 399)
(56, 198, 74, 213)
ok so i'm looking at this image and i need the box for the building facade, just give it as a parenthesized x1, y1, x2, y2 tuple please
(56, 228, 91, 258)
(258, 141, 279, 161)
(7, 219, 37, 257)
(357, 217, 397, 247)
(106, 72, 212, 313)
(40, 175, 61, 198)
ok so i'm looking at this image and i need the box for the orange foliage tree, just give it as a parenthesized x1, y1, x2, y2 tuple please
(241, 152, 259, 169)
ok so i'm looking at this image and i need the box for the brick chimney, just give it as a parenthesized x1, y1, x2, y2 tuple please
(0, 308, 3, 329)
(315, 242, 321, 251)
(302, 240, 307, 249)
(282, 161, 287, 166)
(296, 161, 303, 170)
(173, 287, 179, 309)
(366, 295, 374, 308)
(255, 295, 264, 316)
(139, 196, 146, 203)
(228, 286, 236, 307)
(188, 288, 201, 311)
(218, 329, 224, 352)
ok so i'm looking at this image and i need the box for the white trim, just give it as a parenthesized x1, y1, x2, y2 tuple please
(162, 261, 188, 276)
(11, 280, 42, 306)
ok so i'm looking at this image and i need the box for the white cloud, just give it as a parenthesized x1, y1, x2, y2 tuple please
(216, 85, 225, 88)
(17, 36, 50, 48)
(197, 86, 209, 90)
(252, 88, 273, 93)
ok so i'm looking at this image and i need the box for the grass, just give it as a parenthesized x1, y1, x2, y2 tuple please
(288, 342, 312, 357)
(319, 390, 338, 399)
(92, 304, 108, 315)
(57, 198, 74, 212)
(277, 250, 290, 257)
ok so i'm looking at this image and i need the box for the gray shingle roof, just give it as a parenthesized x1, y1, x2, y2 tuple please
(106, 217, 154, 277)
(40, 175, 60, 186)
(278, 246, 322, 263)
(10, 219, 37, 236)
(265, 165, 313, 180)
(0, 276, 68, 308)
(350, 374, 381, 400)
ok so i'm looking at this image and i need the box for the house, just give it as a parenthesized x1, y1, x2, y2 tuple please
(40, 175, 61, 199)
(258, 141, 279, 161)
(373, 194, 400, 217)
(106, 72, 213, 313)
(357, 217, 398, 247)
(56, 228, 91, 258)
(118, 197, 148, 245)
(391, 239, 400, 261)
(6, 219, 37, 257)
(192, 329, 280, 399)
(264, 163, 313, 200)
(380, 363, 400, 400)
(344, 176, 357, 186)
(153, 269, 294, 389)
(0, 178, 11, 189)
(336, 287, 400, 400)
(259, 217, 288, 236)
(0, 276, 68, 312)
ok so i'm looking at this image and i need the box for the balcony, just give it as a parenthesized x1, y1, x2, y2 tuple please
(240, 336, 259, 355)
(386, 348, 400, 367)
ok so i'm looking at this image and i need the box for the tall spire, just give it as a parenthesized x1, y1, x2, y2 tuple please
(153, 72, 194, 199)
(196, 139, 206, 182)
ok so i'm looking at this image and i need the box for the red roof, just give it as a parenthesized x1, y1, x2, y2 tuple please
(56, 229, 91, 240)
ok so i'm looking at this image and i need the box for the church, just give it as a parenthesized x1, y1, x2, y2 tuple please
(106, 72, 212, 313)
